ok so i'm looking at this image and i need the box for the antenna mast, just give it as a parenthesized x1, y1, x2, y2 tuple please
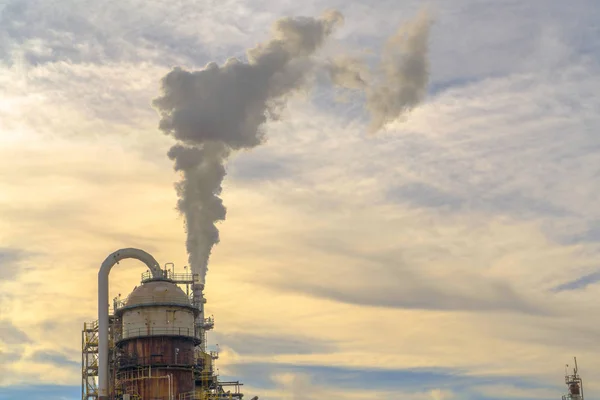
(562, 357, 584, 400)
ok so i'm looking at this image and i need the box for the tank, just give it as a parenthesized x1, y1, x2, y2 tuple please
(114, 279, 201, 399)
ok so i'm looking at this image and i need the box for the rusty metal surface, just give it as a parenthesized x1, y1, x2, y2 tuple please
(117, 337, 196, 398)
(118, 368, 195, 399)
(118, 337, 196, 367)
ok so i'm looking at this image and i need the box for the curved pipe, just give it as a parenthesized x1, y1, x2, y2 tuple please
(98, 248, 162, 400)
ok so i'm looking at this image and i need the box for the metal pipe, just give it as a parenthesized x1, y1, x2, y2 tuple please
(98, 248, 162, 400)
(192, 282, 208, 354)
(192, 283, 204, 313)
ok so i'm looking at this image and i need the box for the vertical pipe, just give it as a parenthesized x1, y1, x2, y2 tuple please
(192, 283, 205, 350)
(98, 248, 162, 400)
(98, 270, 109, 400)
(192, 283, 205, 320)
(81, 326, 84, 400)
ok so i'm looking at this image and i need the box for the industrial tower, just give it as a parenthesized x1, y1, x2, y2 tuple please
(562, 357, 584, 400)
(82, 248, 248, 400)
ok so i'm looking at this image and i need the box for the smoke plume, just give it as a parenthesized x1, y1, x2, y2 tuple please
(153, 10, 345, 282)
(367, 9, 432, 132)
(327, 9, 433, 132)
(153, 9, 433, 283)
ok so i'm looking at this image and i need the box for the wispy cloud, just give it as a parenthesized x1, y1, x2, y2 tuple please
(0, 248, 33, 281)
(0, 384, 79, 400)
(552, 271, 600, 292)
(210, 332, 336, 356)
(223, 362, 559, 400)
(28, 350, 79, 368)
(0, 320, 31, 345)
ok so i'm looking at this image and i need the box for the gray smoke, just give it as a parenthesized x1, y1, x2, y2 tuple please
(153, 8, 433, 283)
(324, 55, 370, 90)
(327, 9, 433, 132)
(153, 10, 345, 282)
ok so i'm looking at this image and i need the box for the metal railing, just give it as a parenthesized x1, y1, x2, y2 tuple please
(113, 295, 195, 312)
(202, 316, 214, 329)
(141, 270, 198, 283)
(117, 352, 196, 368)
(117, 327, 200, 341)
(178, 392, 203, 400)
(179, 391, 237, 400)
(194, 371, 216, 382)
(113, 299, 127, 312)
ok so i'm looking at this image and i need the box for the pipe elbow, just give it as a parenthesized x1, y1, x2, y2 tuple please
(100, 248, 163, 278)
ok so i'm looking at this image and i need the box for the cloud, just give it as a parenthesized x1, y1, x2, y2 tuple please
(430, 389, 454, 400)
(551, 271, 600, 292)
(0, 384, 79, 400)
(378, 61, 600, 246)
(213, 182, 580, 315)
(229, 153, 296, 182)
(225, 362, 558, 400)
(0, 320, 30, 384)
(210, 332, 336, 356)
(0, 61, 168, 136)
(0, 248, 33, 281)
(559, 223, 600, 245)
(0, 348, 24, 383)
(0, 0, 250, 67)
(28, 350, 79, 368)
(386, 182, 463, 209)
(471, 383, 560, 399)
(241, 374, 459, 400)
(386, 181, 572, 218)
(0, 320, 31, 345)
(276, 277, 543, 314)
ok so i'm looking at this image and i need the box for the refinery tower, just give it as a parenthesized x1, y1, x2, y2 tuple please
(82, 248, 252, 400)
(562, 357, 584, 400)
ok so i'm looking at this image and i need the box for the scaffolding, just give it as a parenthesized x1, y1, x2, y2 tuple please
(82, 320, 99, 400)
(82, 313, 120, 400)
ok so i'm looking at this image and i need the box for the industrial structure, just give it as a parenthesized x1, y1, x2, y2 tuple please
(562, 357, 584, 400)
(82, 248, 251, 400)
(76, 249, 592, 400)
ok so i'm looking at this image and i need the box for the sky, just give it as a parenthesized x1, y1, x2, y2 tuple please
(1, 0, 600, 399)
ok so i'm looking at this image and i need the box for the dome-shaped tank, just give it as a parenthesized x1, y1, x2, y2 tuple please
(119, 280, 198, 341)
(126, 280, 191, 307)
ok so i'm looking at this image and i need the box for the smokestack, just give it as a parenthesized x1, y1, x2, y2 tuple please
(192, 283, 205, 322)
